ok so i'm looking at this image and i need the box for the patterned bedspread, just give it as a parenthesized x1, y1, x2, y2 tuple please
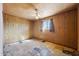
(3, 40, 53, 56)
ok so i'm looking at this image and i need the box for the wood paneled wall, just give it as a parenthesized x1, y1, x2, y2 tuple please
(33, 9, 77, 49)
(78, 5, 79, 51)
(3, 13, 33, 44)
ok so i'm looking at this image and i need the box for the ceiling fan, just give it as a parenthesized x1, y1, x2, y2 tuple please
(31, 4, 40, 19)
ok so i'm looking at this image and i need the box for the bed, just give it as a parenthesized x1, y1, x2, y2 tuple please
(3, 40, 53, 56)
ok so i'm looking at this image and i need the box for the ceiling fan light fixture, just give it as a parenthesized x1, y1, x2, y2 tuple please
(35, 16, 39, 19)
(35, 8, 40, 19)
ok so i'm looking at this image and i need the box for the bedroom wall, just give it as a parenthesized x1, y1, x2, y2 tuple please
(4, 13, 33, 44)
(78, 5, 79, 51)
(33, 9, 77, 49)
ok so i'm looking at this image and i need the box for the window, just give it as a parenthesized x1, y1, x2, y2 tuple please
(42, 19, 50, 32)
(41, 19, 55, 32)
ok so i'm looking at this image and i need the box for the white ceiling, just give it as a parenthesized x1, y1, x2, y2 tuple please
(3, 3, 76, 20)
